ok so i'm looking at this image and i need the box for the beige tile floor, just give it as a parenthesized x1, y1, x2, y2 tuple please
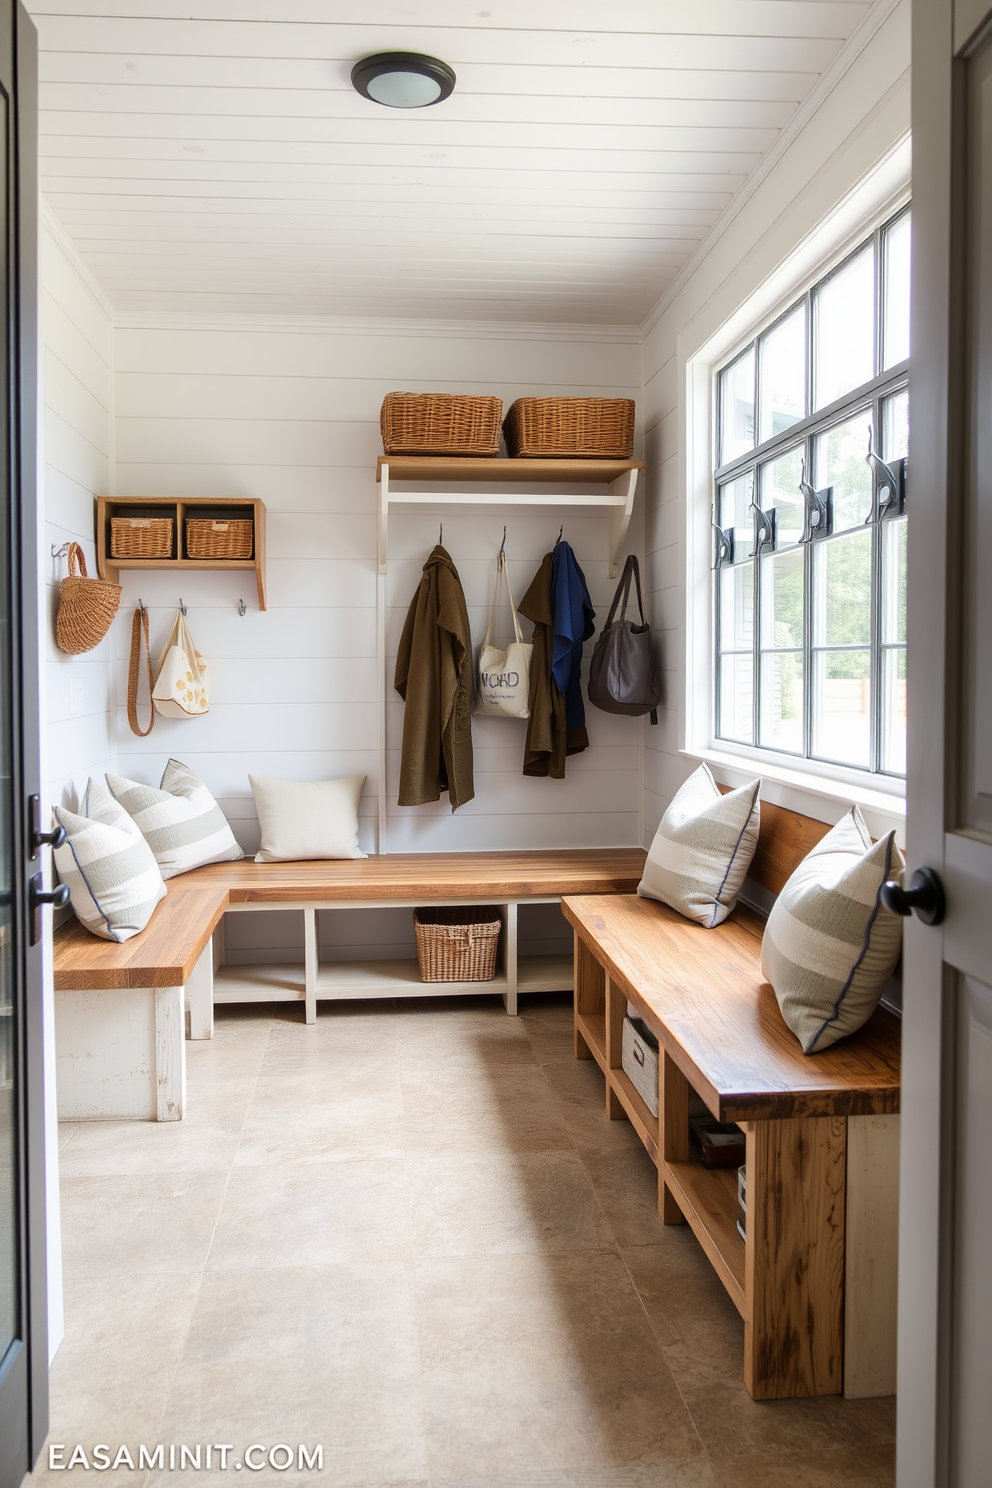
(31, 993, 896, 1488)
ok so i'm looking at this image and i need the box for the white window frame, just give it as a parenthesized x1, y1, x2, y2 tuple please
(683, 154, 911, 819)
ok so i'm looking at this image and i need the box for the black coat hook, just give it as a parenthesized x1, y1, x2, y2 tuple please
(498, 525, 506, 561)
(179, 598, 187, 616)
(438, 522, 443, 545)
(556, 525, 563, 545)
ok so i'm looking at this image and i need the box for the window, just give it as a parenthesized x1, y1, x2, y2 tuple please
(713, 207, 909, 780)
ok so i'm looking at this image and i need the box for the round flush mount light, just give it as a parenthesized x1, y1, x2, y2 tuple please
(351, 52, 456, 108)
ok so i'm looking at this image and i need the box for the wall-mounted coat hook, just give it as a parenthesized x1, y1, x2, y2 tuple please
(438, 522, 443, 545)
(498, 525, 507, 561)
(238, 599, 247, 617)
(51, 541, 71, 560)
(138, 598, 145, 614)
(555, 525, 563, 545)
(179, 598, 187, 616)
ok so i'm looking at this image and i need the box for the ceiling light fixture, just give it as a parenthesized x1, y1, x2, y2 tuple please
(351, 52, 456, 109)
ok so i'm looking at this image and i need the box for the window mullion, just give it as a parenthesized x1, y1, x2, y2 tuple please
(751, 470, 761, 749)
(804, 431, 814, 760)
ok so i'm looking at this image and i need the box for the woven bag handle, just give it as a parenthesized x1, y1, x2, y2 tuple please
(127, 606, 155, 737)
(66, 541, 88, 579)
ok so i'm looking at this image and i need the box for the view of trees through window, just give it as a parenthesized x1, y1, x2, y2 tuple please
(713, 208, 909, 778)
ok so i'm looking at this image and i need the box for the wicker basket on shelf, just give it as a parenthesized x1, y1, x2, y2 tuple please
(381, 392, 502, 457)
(413, 907, 501, 983)
(186, 518, 254, 560)
(503, 397, 635, 459)
(110, 516, 174, 559)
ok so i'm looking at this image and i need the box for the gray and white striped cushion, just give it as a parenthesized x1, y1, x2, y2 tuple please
(107, 759, 243, 880)
(637, 763, 761, 927)
(53, 780, 166, 942)
(760, 807, 904, 1054)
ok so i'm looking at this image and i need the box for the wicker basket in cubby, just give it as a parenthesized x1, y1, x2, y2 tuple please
(186, 518, 254, 560)
(503, 396, 635, 459)
(413, 906, 501, 983)
(381, 392, 502, 457)
(110, 516, 174, 560)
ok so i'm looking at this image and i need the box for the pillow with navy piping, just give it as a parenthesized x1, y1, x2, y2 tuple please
(760, 806, 904, 1054)
(52, 780, 166, 942)
(637, 763, 761, 927)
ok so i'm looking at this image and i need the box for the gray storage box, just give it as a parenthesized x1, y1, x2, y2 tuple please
(621, 1014, 660, 1117)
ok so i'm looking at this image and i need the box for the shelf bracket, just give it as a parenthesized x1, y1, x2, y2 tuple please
(607, 467, 638, 578)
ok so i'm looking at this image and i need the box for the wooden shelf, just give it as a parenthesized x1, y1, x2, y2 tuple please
(576, 1011, 607, 1070)
(664, 1159, 747, 1318)
(611, 1067, 660, 1164)
(377, 455, 641, 578)
(96, 495, 267, 610)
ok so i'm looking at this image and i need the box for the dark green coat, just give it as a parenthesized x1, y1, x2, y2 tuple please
(394, 545, 475, 811)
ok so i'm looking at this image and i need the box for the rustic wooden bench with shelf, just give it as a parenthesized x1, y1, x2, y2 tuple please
(52, 847, 645, 1122)
(561, 801, 901, 1405)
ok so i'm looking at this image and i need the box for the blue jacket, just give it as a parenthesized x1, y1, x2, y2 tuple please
(550, 540, 595, 731)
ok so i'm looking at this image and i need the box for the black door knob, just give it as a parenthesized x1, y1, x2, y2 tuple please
(28, 871, 70, 946)
(880, 867, 945, 926)
(29, 794, 65, 856)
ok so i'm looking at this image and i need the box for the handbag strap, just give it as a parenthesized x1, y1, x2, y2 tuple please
(603, 554, 647, 630)
(481, 552, 523, 649)
(66, 541, 87, 579)
(127, 606, 155, 737)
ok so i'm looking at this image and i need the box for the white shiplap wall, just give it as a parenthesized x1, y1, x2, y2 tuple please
(109, 316, 642, 961)
(42, 209, 116, 816)
(641, 0, 910, 841)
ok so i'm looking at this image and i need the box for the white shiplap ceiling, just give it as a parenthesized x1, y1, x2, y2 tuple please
(28, 1, 875, 324)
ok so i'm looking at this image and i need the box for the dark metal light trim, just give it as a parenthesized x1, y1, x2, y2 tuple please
(351, 52, 456, 108)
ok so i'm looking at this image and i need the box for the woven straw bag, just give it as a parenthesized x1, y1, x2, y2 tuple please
(55, 542, 122, 655)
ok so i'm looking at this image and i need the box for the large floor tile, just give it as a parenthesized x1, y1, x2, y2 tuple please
(208, 1158, 412, 1268)
(61, 1172, 227, 1277)
(260, 1003, 400, 1075)
(408, 1150, 615, 1258)
(57, 1123, 78, 1154)
(152, 1263, 428, 1488)
(234, 1077, 406, 1166)
(401, 1063, 574, 1155)
(622, 1241, 743, 1374)
(416, 1251, 705, 1478)
(579, 1145, 669, 1248)
(57, 1108, 247, 1176)
(708, 1441, 895, 1486)
(541, 1059, 645, 1156)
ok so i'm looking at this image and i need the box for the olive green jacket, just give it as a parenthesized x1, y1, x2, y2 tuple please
(394, 545, 475, 811)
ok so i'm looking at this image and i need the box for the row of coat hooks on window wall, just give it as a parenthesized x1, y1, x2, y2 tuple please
(50, 542, 249, 614)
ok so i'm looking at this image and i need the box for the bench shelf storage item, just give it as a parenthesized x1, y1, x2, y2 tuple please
(562, 800, 901, 1405)
(377, 455, 642, 579)
(96, 495, 267, 610)
(53, 849, 645, 1122)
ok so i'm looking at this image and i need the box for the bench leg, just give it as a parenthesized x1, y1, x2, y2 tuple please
(844, 1113, 899, 1398)
(744, 1116, 846, 1399)
(155, 985, 187, 1122)
(660, 1051, 688, 1225)
(574, 935, 604, 1059)
(502, 902, 518, 1016)
(304, 907, 318, 1025)
(186, 938, 214, 1041)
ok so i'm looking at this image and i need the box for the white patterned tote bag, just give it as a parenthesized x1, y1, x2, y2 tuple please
(153, 609, 209, 718)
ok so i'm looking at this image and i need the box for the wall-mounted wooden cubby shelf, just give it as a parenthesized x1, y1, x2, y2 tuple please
(96, 495, 267, 610)
(376, 455, 642, 577)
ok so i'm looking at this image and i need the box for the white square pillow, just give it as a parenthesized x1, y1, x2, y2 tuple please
(107, 759, 244, 879)
(53, 779, 167, 942)
(637, 763, 761, 927)
(249, 774, 367, 862)
(760, 806, 905, 1054)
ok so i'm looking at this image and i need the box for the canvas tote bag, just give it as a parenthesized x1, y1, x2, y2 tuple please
(152, 609, 209, 718)
(474, 552, 532, 719)
(588, 554, 662, 724)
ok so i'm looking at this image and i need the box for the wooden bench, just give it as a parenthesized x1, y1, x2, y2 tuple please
(53, 848, 645, 1122)
(561, 801, 901, 1404)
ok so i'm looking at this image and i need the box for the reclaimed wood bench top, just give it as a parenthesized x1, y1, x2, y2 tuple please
(54, 848, 646, 991)
(561, 892, 901, 1122)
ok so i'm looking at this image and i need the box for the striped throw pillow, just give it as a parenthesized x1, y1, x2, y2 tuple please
(637, 763, 761, 927)
(53, 780, 166, 942)
(107, 759, 243, 880)
(760, 807, 904, 1054)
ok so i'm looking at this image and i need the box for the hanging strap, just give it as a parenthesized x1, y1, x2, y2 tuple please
(603, 554, 647, 631)
(481, 552, 524, 650)
(127, 606, 155, 737)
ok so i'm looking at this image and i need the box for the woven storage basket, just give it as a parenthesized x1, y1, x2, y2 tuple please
(110, 516, 174, 560)
(55, 542, 122, 656)
(381, 392, 502, 457)
(413, 906, 501, 983)
(503, 396, 635, 459)
(186, 517, 254, 560)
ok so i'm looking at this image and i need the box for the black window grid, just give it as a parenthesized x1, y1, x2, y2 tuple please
(713, 208, 910, 780)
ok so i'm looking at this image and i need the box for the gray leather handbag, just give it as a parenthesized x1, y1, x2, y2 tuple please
(588, 555, 661, 724)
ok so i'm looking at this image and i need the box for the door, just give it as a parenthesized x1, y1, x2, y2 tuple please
(902, 2, 992, 1485)
(0, 5, 45, 1487)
